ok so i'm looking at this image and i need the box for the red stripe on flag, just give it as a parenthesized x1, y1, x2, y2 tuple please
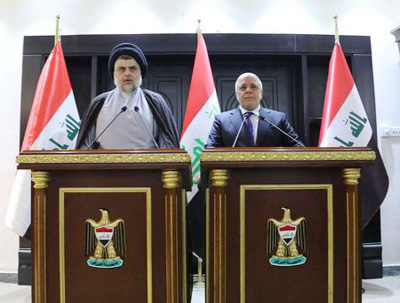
(21, 42, 72, 151)
(318, 43, 354, 146)
(279, 225, 296, 231)
(181, 34, 215, 137)
(96, 227, 113, 232)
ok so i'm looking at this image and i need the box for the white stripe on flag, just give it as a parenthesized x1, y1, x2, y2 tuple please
(31, 91, 80, 150)
(320, 85, 372, 147)
(181, 90, 219, 201)
(5, 170, 31, 237)
(6, 92, 80, 236)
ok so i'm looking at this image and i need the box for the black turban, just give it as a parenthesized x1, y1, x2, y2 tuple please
(108, 42, 148, 78)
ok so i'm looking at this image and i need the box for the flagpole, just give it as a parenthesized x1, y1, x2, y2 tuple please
(197, 19, 202, 34)
(334, 15, 340, 44)
(55, 15, 60, 46)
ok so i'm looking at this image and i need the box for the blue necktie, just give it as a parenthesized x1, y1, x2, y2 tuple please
(244, 112, 254, 146)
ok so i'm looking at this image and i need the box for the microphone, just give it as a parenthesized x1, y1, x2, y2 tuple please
(232, 113, 246, 147)
(134, 106, 160, 149)
(259, 115, 305, 147)
(86, 106, 127, 149)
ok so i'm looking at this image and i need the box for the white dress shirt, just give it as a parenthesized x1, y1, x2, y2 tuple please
(239, 105, 261, 144)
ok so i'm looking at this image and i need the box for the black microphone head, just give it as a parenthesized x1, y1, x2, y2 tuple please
(259, 115, 267, 121)
(134, 106, 139, 112)
(121, 106, 127, 112)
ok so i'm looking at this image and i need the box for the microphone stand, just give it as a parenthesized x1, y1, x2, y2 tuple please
(134, 106, 160, 149)
(86, 106, 127, 149)
(232, 114, 246, 148)
(260, 116, 305, 147)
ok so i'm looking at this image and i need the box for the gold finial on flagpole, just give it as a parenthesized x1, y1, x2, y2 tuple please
(55, 15, 61, 46)
(197, 19, 202, 34)
(334, 15, 340, 44)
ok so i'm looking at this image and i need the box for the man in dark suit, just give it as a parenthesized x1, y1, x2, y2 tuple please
(207, 72, 304, 147)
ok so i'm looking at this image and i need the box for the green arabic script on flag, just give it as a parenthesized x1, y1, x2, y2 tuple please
(333, 111, 369, 147)
(49, 114, 81, 149)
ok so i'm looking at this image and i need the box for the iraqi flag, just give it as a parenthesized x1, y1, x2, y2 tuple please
(5, 42, 80, 236)
(319, 43, 372, 147)
(319, 43, 388, 227)
(180, 33, 220, 201)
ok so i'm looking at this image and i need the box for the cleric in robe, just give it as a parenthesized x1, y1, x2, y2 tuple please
(76, 42, 179, 149)
(206, 72, 304, 147)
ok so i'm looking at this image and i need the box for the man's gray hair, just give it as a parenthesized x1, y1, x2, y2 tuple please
(235, 72, 263, 91)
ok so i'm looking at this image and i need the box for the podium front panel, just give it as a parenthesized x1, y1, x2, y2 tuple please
(45, 170, 167, 303)
(59, 188, 152, 303)
(208, 167, 349, 303)
(202, 148, 373, 303)
(240, 183, 334, 303)
(19, 150, 192, 303)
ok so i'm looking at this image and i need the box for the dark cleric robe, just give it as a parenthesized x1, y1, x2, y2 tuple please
(76, 89, 179, 149)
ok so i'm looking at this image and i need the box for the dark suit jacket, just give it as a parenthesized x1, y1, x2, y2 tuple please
(206, 107, 304, 147)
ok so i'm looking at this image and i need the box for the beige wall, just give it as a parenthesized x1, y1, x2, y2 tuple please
(1, 0, 399, 272)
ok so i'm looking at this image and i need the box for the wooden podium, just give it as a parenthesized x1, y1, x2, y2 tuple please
(201, 147, 375, 303)
(17, 149, 191, 303)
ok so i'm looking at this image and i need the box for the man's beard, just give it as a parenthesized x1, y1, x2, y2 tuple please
(114, 75, 143, 93)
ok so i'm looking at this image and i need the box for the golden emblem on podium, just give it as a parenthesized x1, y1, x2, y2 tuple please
(85, 209, 126, 268)
(267, 207, 307, 267)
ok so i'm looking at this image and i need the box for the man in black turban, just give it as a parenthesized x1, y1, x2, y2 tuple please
(76, 42, 179, 149)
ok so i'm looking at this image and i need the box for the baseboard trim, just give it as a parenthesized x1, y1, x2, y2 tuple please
(383, 265, 400, 277)
(362, 242, 383, 279)
(0, 272, 18, 284)
(18, 247, 31, 286)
